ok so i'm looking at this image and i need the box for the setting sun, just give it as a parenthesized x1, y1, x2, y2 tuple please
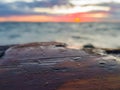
(75, 17, 81, 22)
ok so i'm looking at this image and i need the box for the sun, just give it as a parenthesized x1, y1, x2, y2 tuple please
(75, 17, 80, 22)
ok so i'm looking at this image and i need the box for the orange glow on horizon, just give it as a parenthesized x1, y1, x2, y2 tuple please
(0, 12, 108, 22)
(0, 15, 55, 22)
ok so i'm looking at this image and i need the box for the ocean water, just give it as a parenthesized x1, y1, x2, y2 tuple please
(0, 22, 120, 49)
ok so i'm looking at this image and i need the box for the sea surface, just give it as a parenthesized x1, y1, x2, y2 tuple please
(0, 22, 120, 49)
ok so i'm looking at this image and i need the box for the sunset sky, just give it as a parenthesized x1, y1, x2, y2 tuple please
(0, 0, 120, 22)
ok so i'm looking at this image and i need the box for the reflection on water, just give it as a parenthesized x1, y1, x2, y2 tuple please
(0, 22, 120, 49)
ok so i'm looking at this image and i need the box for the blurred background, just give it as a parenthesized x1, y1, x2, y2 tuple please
(0, 0, 120, 49)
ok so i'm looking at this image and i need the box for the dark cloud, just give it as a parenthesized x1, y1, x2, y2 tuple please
(0, 0, 69, 16)
(0, 3, 27, 16)
(10, 0, 69, 8)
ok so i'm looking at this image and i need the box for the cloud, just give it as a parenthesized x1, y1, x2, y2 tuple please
(0, 0, 69, 16)
(0, 3, 35, 16)
(0, 3, 21, 16)
(69, 0, 111, 5)
(34, 5, 110, 14)
(0, 0, 120, 20)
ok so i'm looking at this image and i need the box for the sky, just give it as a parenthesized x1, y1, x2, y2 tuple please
(0, 0, 120, 22)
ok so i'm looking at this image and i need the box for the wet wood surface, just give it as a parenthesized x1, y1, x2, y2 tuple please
(0, 42, 120, 90)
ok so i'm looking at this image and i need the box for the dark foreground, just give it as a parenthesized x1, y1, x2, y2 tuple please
(0, 42, 120, 90)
